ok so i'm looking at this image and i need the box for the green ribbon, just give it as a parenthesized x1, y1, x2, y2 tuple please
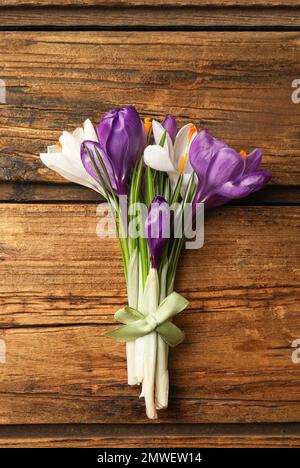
(104, 292, 189, 348)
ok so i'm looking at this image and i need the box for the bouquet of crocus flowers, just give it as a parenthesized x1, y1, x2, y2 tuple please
(40, 105, 271, 419)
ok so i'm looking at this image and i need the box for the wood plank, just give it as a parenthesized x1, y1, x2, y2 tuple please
(1, 436, 300, 448)
(1, 423, 300, 447)
(0, 183, 299, 204)
(1, 1, 300, 7)
(1, 7, 300, 29)
(0, 204, 299, 423)
(0, 182, 103, 202)
(0, 32, 299, 187)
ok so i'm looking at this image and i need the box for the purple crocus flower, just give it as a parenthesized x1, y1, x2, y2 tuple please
(189, 129, 271, 209)
(81, 106, 146, 195)
(96, 105, 146, 194)
(162, 115, 177, 143)
(145, 196, 170, 269)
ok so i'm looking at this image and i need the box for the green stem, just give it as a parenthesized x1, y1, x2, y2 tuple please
(145, 166, 155, 207)
(170, 173, 183, 205)
(94, 146, 130, 272)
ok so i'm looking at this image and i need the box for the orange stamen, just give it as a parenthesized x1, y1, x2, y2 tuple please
(178, 124, 197, 173)
(240, 149, 247, 159)
(144, 117, 152, 137)
(56, 141, 62, 150)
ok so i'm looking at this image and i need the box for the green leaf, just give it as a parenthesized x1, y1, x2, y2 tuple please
(183, 171, 196, 205)
(145, 165, 155, 207)
(159, 130, 167, 147)
(157, 172, 165, 196)
(170, 173, 183, 204)
(133, 157, 144, 205)
(147, 127, 153, 144)
(128, 166, 137, 253)
(164, 177, 171, 204)
(84, 145, 110, 202)
(93, 145, 130, 276)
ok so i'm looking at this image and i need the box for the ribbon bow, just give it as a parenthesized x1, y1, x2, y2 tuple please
(104, 292, 189, 348)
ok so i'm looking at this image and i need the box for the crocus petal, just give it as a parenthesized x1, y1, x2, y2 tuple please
(41, 119, 103, 193)
(167, 171, 181, 192)
(244, 148, 263, 174)
(189, 129, 272, 210)
(59, 130, 80, 155)
(48, 144, 61, 154)
(152, 120, 174, 165)
(96, 105, 146, 194)
(83, 118, 98, 141)
(40, 150, 101, 193)
(174, 123, 196, 170)
(145, 196, 170, 270)
(81, 141, 117, 194)
(199, 193, 230, 209)
(60, 131, 103, 187)
(162, 115, 177, 143)
(216, 170, 271, 199)
(189, 129, 228, 180)
(72, 127, 84, 144)
(59, 131, 87, 175)
(166, 171, 191, 197)
(181, 172, 194, 196)
(204, 147, 245, 191)
(144, 145, 175, 172)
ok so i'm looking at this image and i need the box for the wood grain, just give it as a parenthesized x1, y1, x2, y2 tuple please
(1, 7, 300, 28)
(1, 423, 300, 447)
(1, 183, 299, 204)
(0, 204, 299, 423)
(1, 435, 300, 448)
(0, 423, 299, 447)
(0, 2, 299, 445)
(0, 32, 299, 189)
(1, 1, 300, 7)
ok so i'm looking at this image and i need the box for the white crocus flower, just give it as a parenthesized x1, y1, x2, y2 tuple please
(40, 119, 102, 194)
(143, 119, 197, 192)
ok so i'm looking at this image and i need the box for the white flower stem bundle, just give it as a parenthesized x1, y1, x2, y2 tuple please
(141, 268, 159, 419)
(127, 260, 175, 418)
(126, 248, 139, 385)
(155, 259, 169, 410)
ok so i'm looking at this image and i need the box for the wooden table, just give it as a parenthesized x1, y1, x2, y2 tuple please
(0, 0, 300, 448)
